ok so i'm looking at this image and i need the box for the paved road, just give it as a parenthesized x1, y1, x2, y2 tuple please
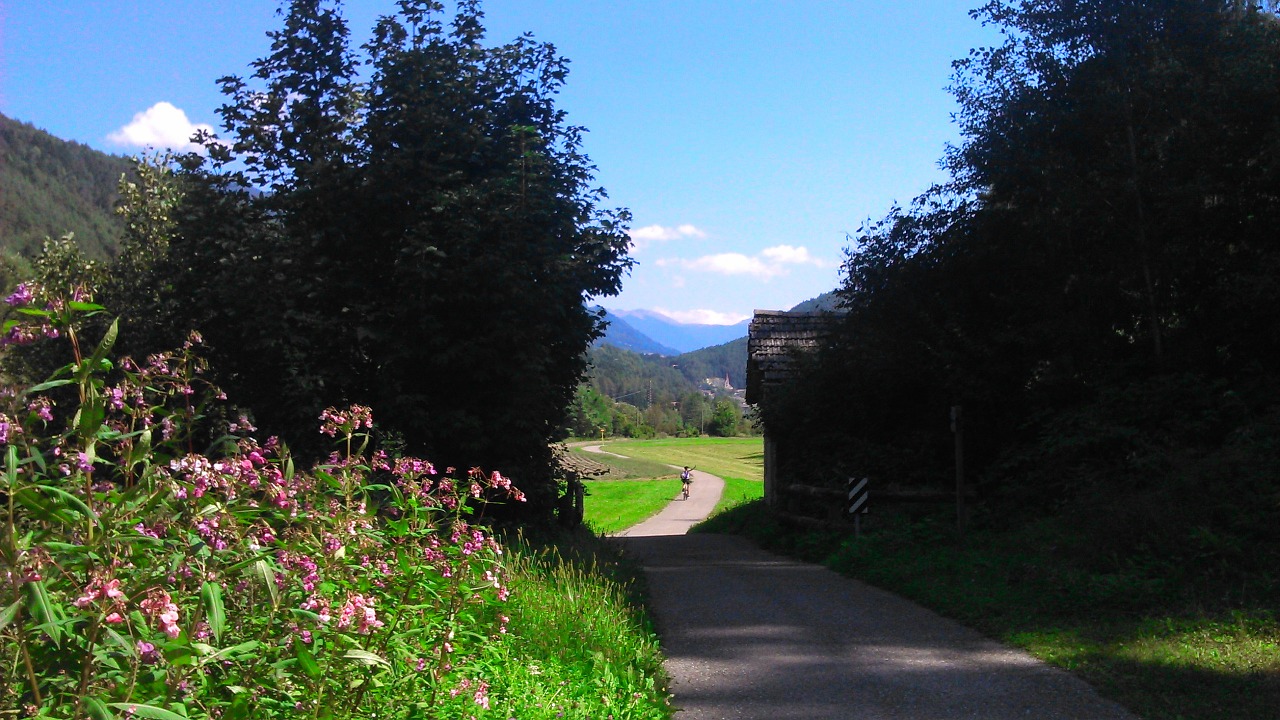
(610, 464, 1137, 720)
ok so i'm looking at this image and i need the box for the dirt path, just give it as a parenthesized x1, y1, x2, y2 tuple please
(613, 468, 1137, 719)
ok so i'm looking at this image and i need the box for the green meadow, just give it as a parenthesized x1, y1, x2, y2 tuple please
(571, 437, 764, 534)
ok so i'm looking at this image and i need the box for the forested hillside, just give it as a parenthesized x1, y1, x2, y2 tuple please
(0, 113, 130, 259)
(568, 337, 753, 439)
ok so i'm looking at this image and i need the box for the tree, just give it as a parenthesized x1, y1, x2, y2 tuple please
(766, 0, 1280, 499)
(118, 0, 632, 520)
(707, 398, 742, 437)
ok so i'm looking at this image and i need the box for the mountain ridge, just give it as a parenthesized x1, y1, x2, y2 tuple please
(597, 291, 840, 355)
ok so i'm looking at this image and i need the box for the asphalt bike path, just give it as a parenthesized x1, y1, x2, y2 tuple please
(590, 448, 1137, 719)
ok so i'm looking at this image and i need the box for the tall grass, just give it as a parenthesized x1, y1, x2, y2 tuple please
(485, 530, 672, 719)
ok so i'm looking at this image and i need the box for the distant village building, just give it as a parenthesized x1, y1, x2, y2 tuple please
(703, 374, 733, 391)
(746, 310, 842, 507)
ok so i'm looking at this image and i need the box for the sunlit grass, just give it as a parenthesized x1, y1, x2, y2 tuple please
(597, 437, 764, 483)
(573, 438, 765, 532)
(489, 531, 672, 718)
(584, 478, 683, 534)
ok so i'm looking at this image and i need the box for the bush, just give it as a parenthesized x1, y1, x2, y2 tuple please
(0, 287, 538, 719)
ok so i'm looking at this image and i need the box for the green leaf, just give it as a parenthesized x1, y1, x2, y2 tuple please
(253, 559, 280, 609)
(296, 640, 323, 678)
(74, 401, 107, 440)
(18, 484, 98, 526)
(22, 378, 76, 394)
(91, 318, 120, 363)
(201, 581, 225, 642)
(343, 648, 391, 667)
(24, 580, 62, 646)
(106, 703, 189, 720)
(194, 640, 260, 665)
(14, 487, 80, 524)
(84, 697, 116, 720)
(68, 300, 107, 313)
(4, 444, 16, 490)
(0, 597, 23, 632)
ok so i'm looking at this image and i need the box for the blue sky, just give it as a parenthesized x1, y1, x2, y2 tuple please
(1, 1, 996, 325)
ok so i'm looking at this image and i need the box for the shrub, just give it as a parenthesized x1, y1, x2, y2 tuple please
(1, 286, 528, 719)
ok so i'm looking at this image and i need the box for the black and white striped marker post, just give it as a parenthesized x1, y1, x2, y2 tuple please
(846, 477, 869, 537)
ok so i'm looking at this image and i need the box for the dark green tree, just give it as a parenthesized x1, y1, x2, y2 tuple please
(767, 0, 1280, 506)
(118, 0, 632, 520)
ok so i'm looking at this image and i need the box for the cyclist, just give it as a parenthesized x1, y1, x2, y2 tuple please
(680, 466, 693, 499)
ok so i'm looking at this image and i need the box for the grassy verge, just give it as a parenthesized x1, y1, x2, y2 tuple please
(584, 478, 683, 534)
(493, 528, 673, 718)
(696, 502, 1280, 720)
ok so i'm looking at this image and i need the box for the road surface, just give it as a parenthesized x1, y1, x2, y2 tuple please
(602, 457, 1136, 719)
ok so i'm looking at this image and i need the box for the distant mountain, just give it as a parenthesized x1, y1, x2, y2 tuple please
(0, 113, 131, 260)
(596, 292, 843, 357)
(585, 291, 840, 402)
(593, 308, 680, 355)
(787, 290, 841, 313)
(607, 309, 750, 354)
(674, 336, 748, 389)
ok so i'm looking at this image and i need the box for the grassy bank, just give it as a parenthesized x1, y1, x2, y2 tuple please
(492, 529, 673, 718)
(697, 502, 1280, 720)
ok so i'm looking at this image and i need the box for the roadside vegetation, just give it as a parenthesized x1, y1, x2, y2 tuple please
(0, 298, 671, 719)
(697, 502, 1280, 720)
(738, 4, 1280, 719)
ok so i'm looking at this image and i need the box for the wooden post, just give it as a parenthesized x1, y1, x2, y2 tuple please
(951, 405, 966, 538)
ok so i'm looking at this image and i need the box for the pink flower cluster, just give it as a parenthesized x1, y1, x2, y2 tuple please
(140, 589, 181, 638)
(450, 678, 491, 710)
(335, 593, 383, 634)
(73, 576, 127, 623)
(318, 405, 374, 437)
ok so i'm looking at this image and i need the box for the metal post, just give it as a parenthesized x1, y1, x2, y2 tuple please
(951, 405, 965, 538)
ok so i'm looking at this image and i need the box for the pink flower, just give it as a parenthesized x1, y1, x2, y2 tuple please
(335, 593, 383, 634)
(5, 283, 34, 306)
(140, 589, 181, 638)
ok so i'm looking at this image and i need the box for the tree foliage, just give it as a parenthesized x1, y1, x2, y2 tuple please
(113, 0, 632, 520)
(766, 1, 1280, 593)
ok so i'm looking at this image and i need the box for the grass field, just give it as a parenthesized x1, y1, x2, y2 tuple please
(572, 437, 765, 533)
(582, 478, 683, 534)
(595, 437, 764, 482)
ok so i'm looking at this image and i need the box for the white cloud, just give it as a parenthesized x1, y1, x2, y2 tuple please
(662, 244, 829, 280)
(761, 245, 819, 264)
(654, 308, 752, 325)
(629, 223, 707, 250)
(108, 102, 214, 153)
(685, 253, 775, 277)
